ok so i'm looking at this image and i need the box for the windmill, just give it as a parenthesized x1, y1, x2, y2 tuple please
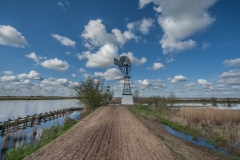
(114, 56, 134, 105)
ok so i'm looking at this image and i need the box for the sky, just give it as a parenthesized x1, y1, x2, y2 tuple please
(0, 0, 240, 98)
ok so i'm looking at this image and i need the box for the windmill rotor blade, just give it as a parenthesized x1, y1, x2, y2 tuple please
(114, 58, 123, 67)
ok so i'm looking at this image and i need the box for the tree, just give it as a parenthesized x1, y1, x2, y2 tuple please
(133, 90, 140, 103)
(211, 97, 218, 106)
(75, 76, 113, 111)
(168, 92, 177, 107)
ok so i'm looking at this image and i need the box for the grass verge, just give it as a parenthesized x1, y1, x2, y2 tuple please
(128, 105, 203, 140)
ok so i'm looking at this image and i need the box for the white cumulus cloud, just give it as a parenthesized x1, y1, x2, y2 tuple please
(17, 71, 43, 80)
(25, 52, 40, 63)
(0, 25, 28, 48)
(198, 79, 212, 86)
(223, 58, 240, 67)
(40, 58, 70, 71)
(94, 68, 123, 81)
(52, 34, 75, 48)
(81, 19, 127, 48)
(127, 17, 155, 35)
(137, 79, 152, 86)
(78, 43, 118, 68)
(168, 75, 188, 84)
(3, 71, 13, 75)
(153, 62, 164, 70)
(0, 76, 20, 82)
(139, 0, 218, 54)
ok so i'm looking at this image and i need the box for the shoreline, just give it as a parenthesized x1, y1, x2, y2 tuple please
(0, 96, 78, 101)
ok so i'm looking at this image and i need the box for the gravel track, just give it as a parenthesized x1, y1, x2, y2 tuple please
(26, 106, 175, 160)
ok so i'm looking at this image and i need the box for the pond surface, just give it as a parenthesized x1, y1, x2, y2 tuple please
(0, 99, 80, 122)
(0, 99, 82, 160)
(170, 103, 240, 110)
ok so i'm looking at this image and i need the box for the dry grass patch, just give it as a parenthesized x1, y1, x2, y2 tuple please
(176, 108, 240, 125)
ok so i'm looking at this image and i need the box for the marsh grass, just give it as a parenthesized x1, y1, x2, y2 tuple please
(171, 107, 240, 155)
(176, 108, 240, 125)
(128, 105, 202, 140)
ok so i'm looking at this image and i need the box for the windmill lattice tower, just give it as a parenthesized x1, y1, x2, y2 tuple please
(114, 56, 134, 105)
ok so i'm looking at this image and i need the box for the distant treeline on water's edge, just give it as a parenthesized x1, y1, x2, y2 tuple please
(0, 96, 78, 101)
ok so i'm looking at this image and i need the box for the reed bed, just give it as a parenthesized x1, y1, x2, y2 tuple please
(170, 107, 240, 155)
(176, 108, 240, 125)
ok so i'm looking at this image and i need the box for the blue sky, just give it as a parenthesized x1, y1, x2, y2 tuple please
(0, 0, 240, 98)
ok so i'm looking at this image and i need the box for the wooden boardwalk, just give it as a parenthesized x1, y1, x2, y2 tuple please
(0, 107, 82, 136)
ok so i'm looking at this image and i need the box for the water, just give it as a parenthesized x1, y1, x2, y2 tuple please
(170, 103, 240, 110)
(0, 99, 82, 159)
(163, 125, 229, 155)
(0, 99, 81, 121)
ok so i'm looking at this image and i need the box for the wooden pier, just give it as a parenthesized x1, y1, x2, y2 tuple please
(0, 107, 82, 137)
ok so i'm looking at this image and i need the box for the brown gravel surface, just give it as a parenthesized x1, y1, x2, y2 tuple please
(26, 106, 175, 160)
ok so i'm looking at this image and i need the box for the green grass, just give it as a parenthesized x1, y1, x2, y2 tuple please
(6, 120, 77, 160)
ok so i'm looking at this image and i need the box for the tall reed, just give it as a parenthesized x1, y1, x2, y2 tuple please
(176, 108, 240, 125)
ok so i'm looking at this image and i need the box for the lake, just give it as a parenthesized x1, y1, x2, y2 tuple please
(0, 99, 82, 159)
(170, 103, 240, 110)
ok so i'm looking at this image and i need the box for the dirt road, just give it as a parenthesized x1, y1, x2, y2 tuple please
(26, 106, 175, 160)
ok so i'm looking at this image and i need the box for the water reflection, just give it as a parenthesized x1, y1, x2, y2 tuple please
(0, 111, 81, 160)
(0, 99, 81, 160)
(170, 103, 240, 110)
(163, 125, 229, 155)
(0, 99, 80, 122)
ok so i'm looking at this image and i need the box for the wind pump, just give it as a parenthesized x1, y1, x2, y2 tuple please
(114, 56, 134, 105)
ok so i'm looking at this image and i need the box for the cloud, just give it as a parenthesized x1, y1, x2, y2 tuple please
(223, 58, 240, 67)
(139, 0, 218, 54)
(153, 5, 162, 12)
(0, 25, 28, 48)
(58, 2, 65, 11)
(137, 79, 152, 86)
(52, 34, 75, 48)
(41, 77, 79, 90)
(120, 52, 147, 66)
(202, 41, 211, 49)
(220, 69, 240, 78)
(71, 74, 76, 77)
(168, 75, 188, 84)
(127, 17, 155, 35)
(219, 69, 240, 85)
(58, 1, 70, 11)
(25, 52, 40, 63)
(40, 58, 70, 71)
(198, 79, 212, 86)
(148, 62, 164, 70)
(0, 76, 20, 82)
(79, 68, 86, 73)
(166, 57, 175, 63)
(17, 71, 43, 80)
(139, 18, 155, 35)
(152, 62, 164, 70)
(185, 82, 195, 87)
(3, 71, 13, 75)
(78, 43, 118, 68)
(81, 19, 127, 48)
(94, 68, 123, 81)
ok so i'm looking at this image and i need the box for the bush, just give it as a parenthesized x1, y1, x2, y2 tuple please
(75, 76, 113, 111)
